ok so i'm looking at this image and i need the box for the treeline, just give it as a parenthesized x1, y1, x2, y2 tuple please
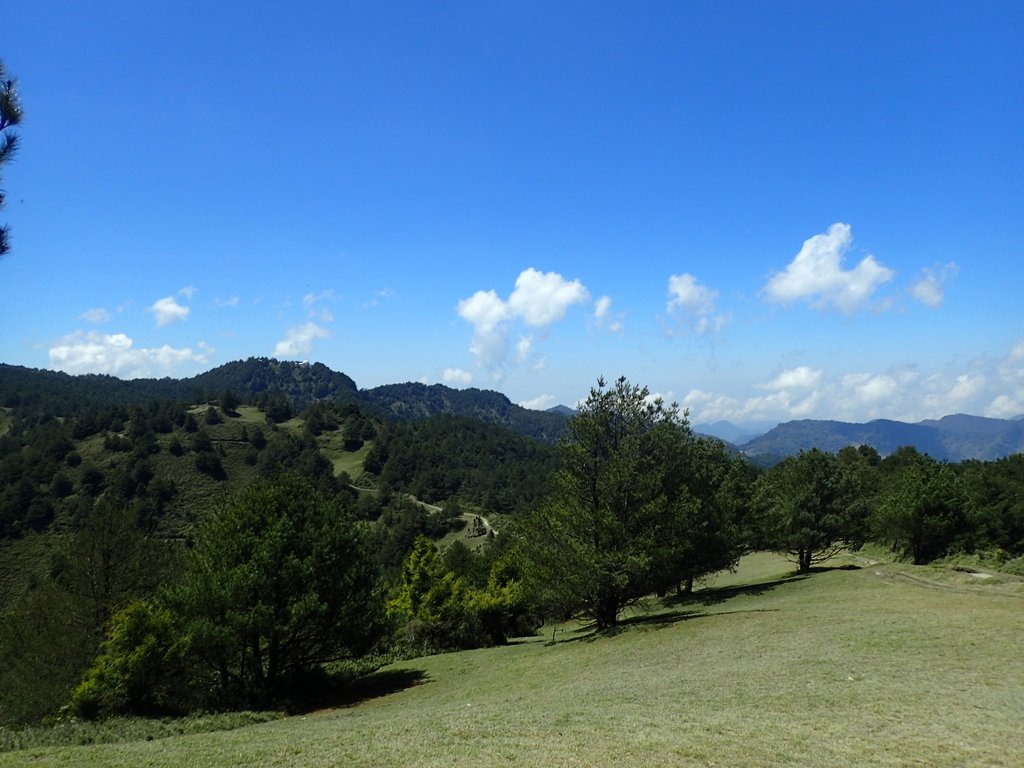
(752, 445, 1024, 571)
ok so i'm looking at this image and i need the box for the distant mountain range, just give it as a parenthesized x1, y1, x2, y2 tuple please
(2, 358, 1022, 461)
(737, 414, 1024, 463)
(693, 420, 777, 445)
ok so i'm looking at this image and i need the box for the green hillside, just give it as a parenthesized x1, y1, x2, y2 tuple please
(3, 552, 1021, 767)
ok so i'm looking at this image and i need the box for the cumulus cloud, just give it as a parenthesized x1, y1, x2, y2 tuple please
(274, 322, 330, 358)
(681, 341, 1024, 426)
(457, 268, 589, 372)
(910, 262, 959, 308)
(149, 295, 190, 326)
(519, 394, 556, 411)
(763, 223, 895, 313)
(761, 366, 823, 390)
(666, 273, 726, 334)
(507, 268, 589, 326)
(442, 367, 473, 385)
(593, 295, 624, 333)
(986, 395, 1024, 419)
(49, 331, 210, 379)
(80, 307, 112, 324)
(457, 289, 512, 370)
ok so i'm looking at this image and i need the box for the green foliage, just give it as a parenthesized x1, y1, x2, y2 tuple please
(874, 448, 969, 564)
(168, 475, 382, 702)
(0, 59, 23, 257)
(388, 537, 529, 650)
(365, 415, 558, 514)
(514, 377, 739, 629)
(363, 381, 568, 442)
(70, 600, 189, 718)
(753, 448, 866, 572)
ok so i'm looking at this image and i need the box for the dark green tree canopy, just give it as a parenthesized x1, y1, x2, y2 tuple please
(754, 448, 866, 573)
(0, 60, 22, 257)
(170, 474, 382, 701)
(514, 377, 744, 630)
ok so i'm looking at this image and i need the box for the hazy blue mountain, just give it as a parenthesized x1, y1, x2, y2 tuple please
(546, 404, 578, 417)
(693, 420, 774, 445)
(740, 414, 1024, 462)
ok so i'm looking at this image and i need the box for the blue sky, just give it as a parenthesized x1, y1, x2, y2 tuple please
(2, 1, 1022, 425)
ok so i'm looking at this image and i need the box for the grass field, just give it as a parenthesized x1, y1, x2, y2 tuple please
(3, 551, 1021, 767)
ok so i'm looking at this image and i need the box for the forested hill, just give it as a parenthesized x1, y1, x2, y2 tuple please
(0, 359, 566, 442)
(0, 359, 358, 416)
(361, 382, 568, 442)
(741, 414, 1024, 462)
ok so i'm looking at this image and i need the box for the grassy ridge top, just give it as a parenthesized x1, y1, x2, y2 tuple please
(5, 552, 1022, 767)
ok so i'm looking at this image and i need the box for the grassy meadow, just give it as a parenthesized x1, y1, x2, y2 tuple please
(2, 551, 1022, 767)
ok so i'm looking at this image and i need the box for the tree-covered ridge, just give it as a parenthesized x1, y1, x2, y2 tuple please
(362, 382, 568, 443)
(364, 414, 559, 515)
(0, 358, 358, 418)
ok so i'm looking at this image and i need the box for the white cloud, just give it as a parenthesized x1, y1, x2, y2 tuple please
(49, 331, 210, 379)
(178, 285, 198, 299)
(508, 268, 589, 326)
(762, 366, 823, 390)
(457, 269, 589, 372)
(593, 295, 625, 333)
(80, 307, 111, 324)
(363, 287, 395, 308)
(763, 223, 895, 313)
(519, 394, 556, 411)
(442, 367, 473, 385)
(515, 336, 533, 363)
(910, 262, 959, 308)
(666, 273, 726, 334)
(149, 295, 190, 326)
(986, 395, 1024, 419)
(274, 322, 330, 358)
(457, 289, 512, 370)
(214, 296, 240, 308)
(303, 289, 338, 308)
(681, 341, 1024, 426)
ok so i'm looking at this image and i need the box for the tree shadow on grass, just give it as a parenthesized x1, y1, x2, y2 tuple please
(558, 605, 782, 642)
(283, 668, 429, 714)
(666, 574, 809, 608)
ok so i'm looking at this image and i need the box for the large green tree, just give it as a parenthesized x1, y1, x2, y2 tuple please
(754, 448, 865, 573)
(0, 60, 22, 257)
(170, 474, 381, 701)
(874, 448, 968, 564)
(515, 377, 729, 630)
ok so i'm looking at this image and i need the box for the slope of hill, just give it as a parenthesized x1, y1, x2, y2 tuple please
(741, 414, 1024, 461)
